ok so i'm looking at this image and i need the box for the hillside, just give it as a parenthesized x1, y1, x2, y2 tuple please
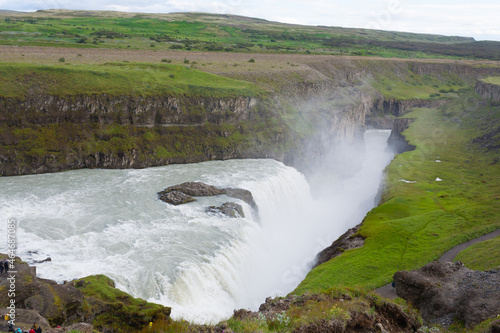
(1, 9, 500, 59)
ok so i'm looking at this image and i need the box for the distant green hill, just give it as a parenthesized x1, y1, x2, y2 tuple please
(1, 9, 499, 59)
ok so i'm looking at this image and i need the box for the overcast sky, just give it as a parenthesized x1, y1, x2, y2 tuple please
(2, 0, 500, 41)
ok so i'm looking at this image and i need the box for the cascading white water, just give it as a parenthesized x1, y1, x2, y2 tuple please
(0, 129, 394, 324)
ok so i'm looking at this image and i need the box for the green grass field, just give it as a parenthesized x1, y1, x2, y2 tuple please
(1, 10, 499, 59)
(455, 236, 500, 271)
(294, 98, 500, 294)
(482, 76, 500, 85)
(0, 62, 262, 98)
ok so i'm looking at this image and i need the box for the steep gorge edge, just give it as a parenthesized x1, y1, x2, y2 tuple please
(1, 59, 498, 178)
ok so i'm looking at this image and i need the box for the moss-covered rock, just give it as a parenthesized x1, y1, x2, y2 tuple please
(0, 255, 89, 327)
(0, 255, 170, 332)
(72, 275, 171, 332)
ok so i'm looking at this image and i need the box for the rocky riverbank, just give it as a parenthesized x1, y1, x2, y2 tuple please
(0, 255, 171, 332)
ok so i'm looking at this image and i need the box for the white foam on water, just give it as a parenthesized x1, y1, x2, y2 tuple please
(0, 130, 394, 324)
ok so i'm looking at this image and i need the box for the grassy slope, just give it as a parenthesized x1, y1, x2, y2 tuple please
(294, 92, 500, 294)
(74, 275, 171, 332)
(2, 10, 500, 59)
(482, 76, 500, 85)
(455, 236, 500, 271)
(0, 62, 261, 98)
(0, 62, 313, 173)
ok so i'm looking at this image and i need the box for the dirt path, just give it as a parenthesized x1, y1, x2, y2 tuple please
(375, 228, 500, 299)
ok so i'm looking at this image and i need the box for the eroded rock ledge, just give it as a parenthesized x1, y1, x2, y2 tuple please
(394, 261, 500, 328)
(312, 222, 365, 268)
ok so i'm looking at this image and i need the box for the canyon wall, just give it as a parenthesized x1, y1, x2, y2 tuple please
(1, 59, 500, 176)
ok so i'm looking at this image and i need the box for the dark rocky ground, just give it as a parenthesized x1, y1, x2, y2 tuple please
(394, 261, 500, 329)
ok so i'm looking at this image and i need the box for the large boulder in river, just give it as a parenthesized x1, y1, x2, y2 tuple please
(206, 202, 245, 218)
(158, 190, 196, 205)
(393, 261, 500, 328)
(158, 182, 257, 209)
(160, 182, 225, 197)
(223, 187, 256, 209)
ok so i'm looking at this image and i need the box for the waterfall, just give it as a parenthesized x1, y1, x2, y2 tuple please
(0, 130, 394, 325)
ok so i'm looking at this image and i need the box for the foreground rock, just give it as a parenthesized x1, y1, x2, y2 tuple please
(229, 288, 421, 333)
(394, 260, 500, 328)
(0, 254, 171, 332)
(72, 275, 170, 332)
(45, 323, 93, 333)
(0, 255, 86, 328)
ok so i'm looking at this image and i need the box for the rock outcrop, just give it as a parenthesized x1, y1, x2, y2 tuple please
(313, 223, 365, 268)
(381, 98, 446, 117)
(387, 118, 416, 154)
(230, 289, 421, 333)
(45, 323, 93, 333)
(0, 255, 171, 332)
(393, 261, 500, 328)
(476, 80, 500, 102)
(0, 256, 87, 327)
(158, 190, 197, 205)
(158, 182, 258, 219)
(159, 182, 225, 198)
(2, 58, 500, 177)
(72, 275, 170, 332)
(206, 202, 245, 218)
(158, 181, 256, 207)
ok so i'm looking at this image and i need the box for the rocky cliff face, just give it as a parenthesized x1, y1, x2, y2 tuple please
(379, 98, 446, 117)
(475, 80, 500, 102)
(387, 118, 416, 154)
(0, 94, 259, 126)
(2, 59, 500, 177)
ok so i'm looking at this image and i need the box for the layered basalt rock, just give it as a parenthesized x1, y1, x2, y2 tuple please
(475, 80, 500, 102)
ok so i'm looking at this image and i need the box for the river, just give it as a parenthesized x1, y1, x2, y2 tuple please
(0, 129, 394, 324)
